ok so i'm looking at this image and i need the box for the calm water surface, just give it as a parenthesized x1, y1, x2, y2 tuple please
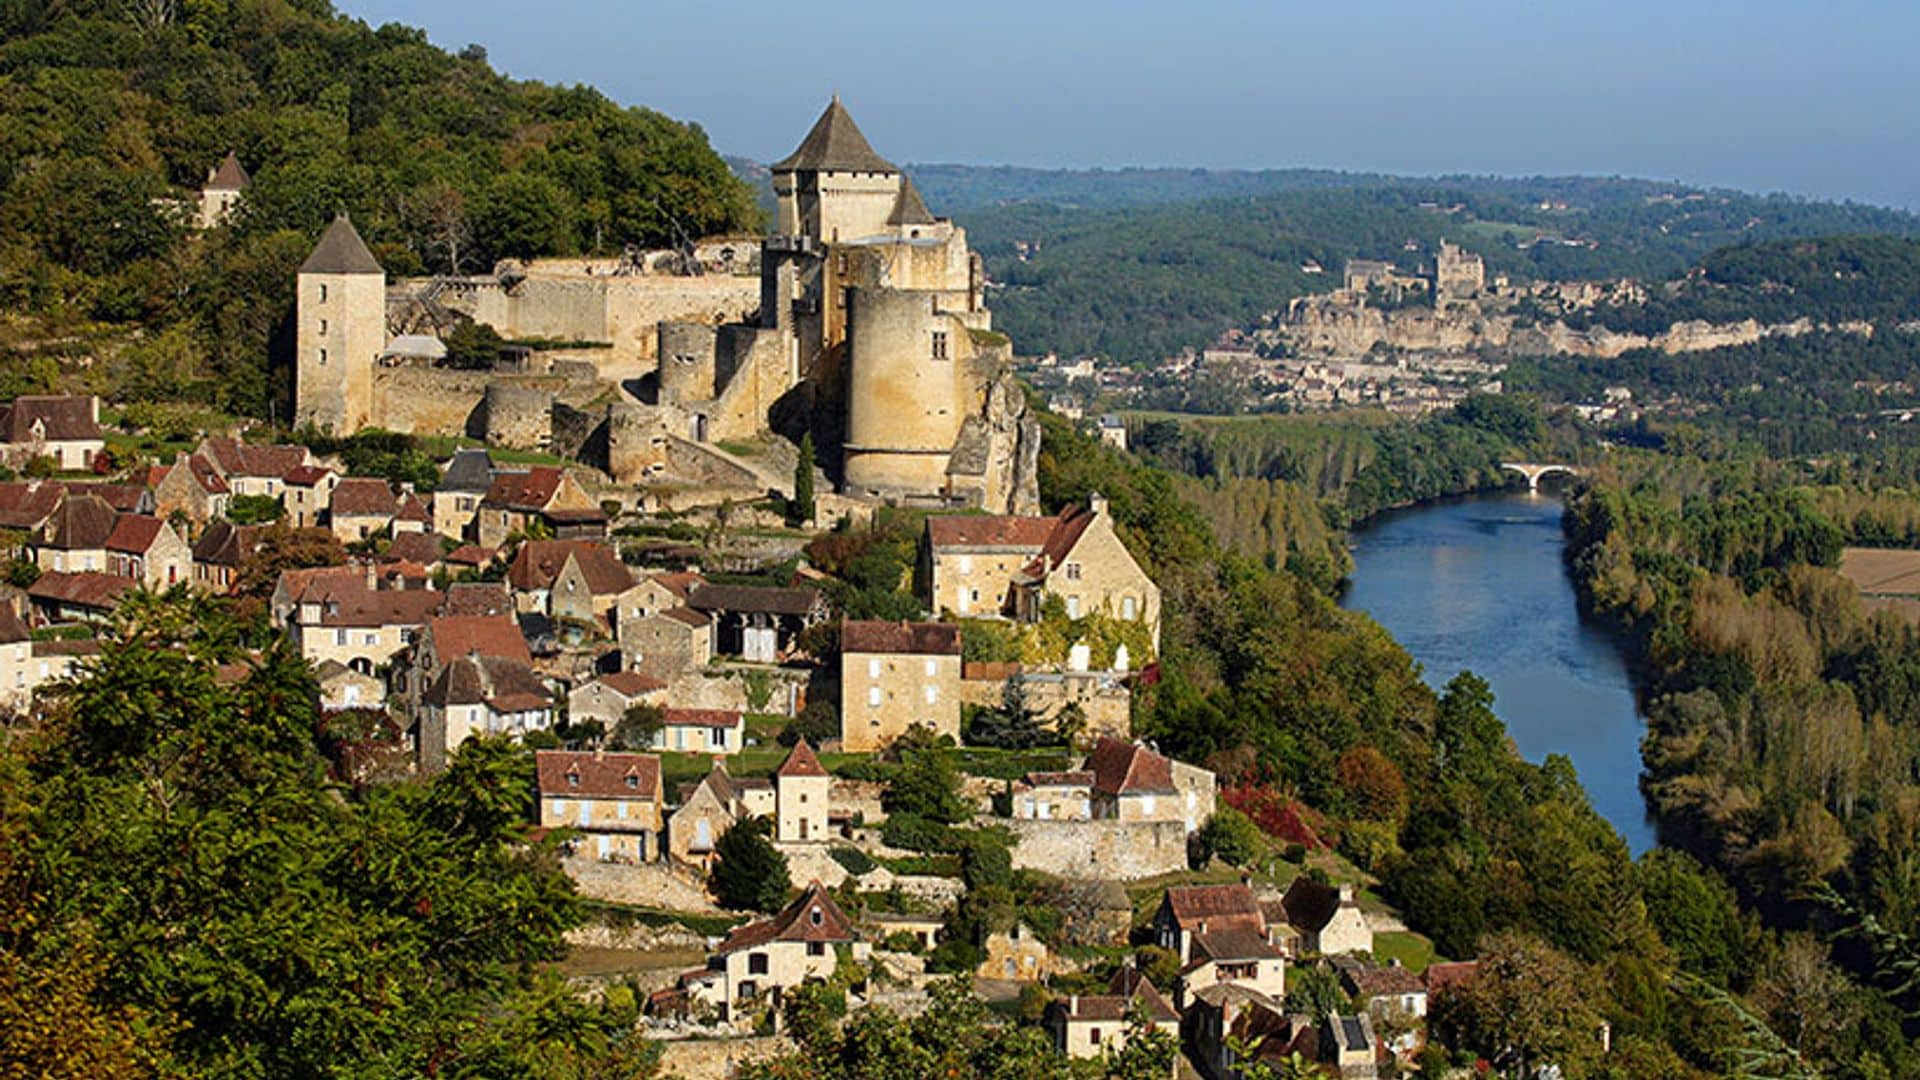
(1340, 490, 1654, 852)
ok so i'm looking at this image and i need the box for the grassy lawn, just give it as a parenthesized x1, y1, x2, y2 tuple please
(1372, 931, 1438, 973)
(579, 899, 741, 939)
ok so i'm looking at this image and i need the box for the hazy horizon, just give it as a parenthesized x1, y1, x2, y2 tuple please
(337, 1, 1920, 211)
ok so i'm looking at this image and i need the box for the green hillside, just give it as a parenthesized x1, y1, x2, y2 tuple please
(0, 0, 759, 416)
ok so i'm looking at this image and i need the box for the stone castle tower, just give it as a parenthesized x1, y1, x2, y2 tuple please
(295, 214, 386, 436)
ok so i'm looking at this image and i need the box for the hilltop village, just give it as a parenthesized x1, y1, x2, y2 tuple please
(0, 102, 1486, 1079)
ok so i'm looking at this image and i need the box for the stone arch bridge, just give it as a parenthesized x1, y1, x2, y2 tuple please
(1501, 462, 1586, 492)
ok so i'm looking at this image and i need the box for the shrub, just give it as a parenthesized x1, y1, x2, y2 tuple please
(712, 817, 791, 912)
(1192, 806, 1265, 868)
(782, 700, 840, 747)
(828, 846, 876, 876)
(880, 813, 958, 854)
(883, 930, 926, 955)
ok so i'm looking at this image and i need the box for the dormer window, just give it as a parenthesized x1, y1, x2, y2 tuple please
(566, 771, 579, 788)
(810, 907, 823, 926)
(625, 775, 638, 789)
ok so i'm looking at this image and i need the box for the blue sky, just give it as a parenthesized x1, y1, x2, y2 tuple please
(339, 1, 1920, 209)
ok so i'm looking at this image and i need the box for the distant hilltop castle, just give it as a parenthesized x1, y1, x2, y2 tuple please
(292, 97, 1039, 514)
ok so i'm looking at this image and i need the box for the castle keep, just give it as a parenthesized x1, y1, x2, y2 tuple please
(293, 97, 1039, 514)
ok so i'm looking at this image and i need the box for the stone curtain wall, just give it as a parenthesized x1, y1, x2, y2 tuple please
(1006, 818, 1189, 880)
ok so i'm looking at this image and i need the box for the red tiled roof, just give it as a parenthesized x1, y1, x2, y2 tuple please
(191, 521, 271, 566)
(650, 571, 704, 600)
(439, 582, 512, 617)
(481, 466, 567, 511)
(314, 585, 442, 629)
(597, 671, 668, 698)
(715, 881, 854, 955)
(925, 514, 1058, 550)
(1107, 968, 1180, 1023)
(1343, 962, 1424, 998)
(186, 454, 229, 495)
(687, 583, 822, 618)
(380, 531, 445, 566)
(445, 544, 496, 566)
(1053, 971, 1178, 1025)
(0, 481, 66, 530)
(662, 707, 742, 729)
(536, 749, 662, 801)
(0, 396, 100, 443)
(104, 514, 165, 554)
(427, 614, 531, 665)
(1021, 770, 1093, 788)
(205, 151, 250, 192)
(27, 571, 133, 611)
(329, 477, 396, 517)
(1192, 927, 1286, 963)
(1088, 737, 1175, 796)
(396, 493, 431, 523)
(284, 464, 332, 486)
(777, 739, 828, 778)
(72, 483, 147, 513)
(840, 618, 961, 656)
(508, 540, 632, 595)
(1037, 506, 1095, 570)
(658, 605, 710, 628)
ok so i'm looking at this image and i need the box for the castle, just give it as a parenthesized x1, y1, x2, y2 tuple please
(293, 97, 1039, 514)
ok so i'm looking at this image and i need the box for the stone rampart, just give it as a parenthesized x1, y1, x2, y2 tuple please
(655, 1036, 792, 1080)
(1004, 818, 1188, 880)
(483, 382, 556, 449)
(370, 365, 494, 437)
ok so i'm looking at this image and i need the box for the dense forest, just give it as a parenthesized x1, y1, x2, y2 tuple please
(945, 177, 1919, 366)
(0, 0, 760, 418)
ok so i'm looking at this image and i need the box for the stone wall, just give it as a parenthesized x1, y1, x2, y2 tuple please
(561, 856, 721, 912)
(370, 364, 495, 436)
(1005, 818, 1189, 880)
(482, 382, 557, 449)
(654, 1035, 792, 1080)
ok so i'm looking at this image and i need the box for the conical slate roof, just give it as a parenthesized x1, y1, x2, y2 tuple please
(772, 96, 898, 174)
(205, 151, 250, 192)
(299, 214, 383, 275)
(887, 177, 937, 226)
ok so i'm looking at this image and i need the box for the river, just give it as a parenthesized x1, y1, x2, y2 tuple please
(1339, 490, 1655, 853)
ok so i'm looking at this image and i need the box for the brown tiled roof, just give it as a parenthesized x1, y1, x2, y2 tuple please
(1088, 737, 1175, 796)
(963, 660, 1023, 681)
(1423, 961, 1479, 993)
(481, 466, 567, 512)
(428, 614, 531, 665)
(380, 531, 445, 566)
(329, 477, 396, 517)
(1163, 883, 1263, 927)
(299, 214, 382, 275)
(663, 707, 741, 729)
(840, 618, 961, 656)
(73, 483, 148, 513)
(1343, 962, 1424, 998)
(439, 582, 512, 617)
(104, 514, 165, 554)
(445, 544, 497, 567)
(508, 540, 632, 595)
(202, 438, 307, 480)
(0, 605, 27, 644)
(1279, 878, 1350, 934)
(427, 653, 551, 711)
(41, 494, 118, 550)
(687, 583, 822, 617)
(1192, 927, 1286, 964)
(650, 571, 705, 600)
(191, 521, 271, 566)
(1037, 506, 1096, 569)
(777, 739, 828, 778)
(205, 151, 250, 192)
(315, 585, 442, 629)
(1107, 968, 1180, 1023)
(0, 396, 100, 443)
(0, 482, 66, 530)
(276, 564, 364, 604)
(28, 571, 132, 611)
(715, 881, 854, 954)
(1051, 972, 1178, 1026)
(597, 671, 667, 698)
(1021, 770, 1093, 788)
(771, 98, 899, 174)
(396, 494, 432, 523)
(536, 749, 663, 802)
(186, 454, 229, 495)
(887, 177, 937, 226)
(284, 464, 332, 486)
(926, 514, 1058, 551)
(658, 605, 710, 628)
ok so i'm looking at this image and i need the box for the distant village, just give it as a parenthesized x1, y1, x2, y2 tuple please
(0, 101, 1492, 1078)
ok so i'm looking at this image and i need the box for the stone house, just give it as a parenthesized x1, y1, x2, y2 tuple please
(1154, 883, 1267, 963)
(977, 923, 1053, 982)
(1188, 984, 1305, 1080)
(476, 466, 597, 548)
(1181, 925, 1287, 1007)
(667, 762, 773, 867)
(195, 151, 249, 229)
(1324, 1013, 1381, 1079)
(1096, 414, 1128, 450)
(149, 453, 231, 532)
(1009, 769, 1093, 821)
(866, 912, 945, 952)
(775, 739, 830, 844)
(27, 571, 131, 625)
(681, 881, 853, 1023)
(0, 605, 34, 713)
(198, 438, 312, 498)
(619, 605, 712, 681)
(433, 448, 496, 540)
(614, 570, 705, 624)
(280, 565, 443, 676)
(686, 583, 827, 663)
(0, 395, 103, 472)
(536, 749, 665, 862)
(419, 651, 554, 774)
(104, 514, 191, 589)
(837, 618, 962, 752)
(1279, 879, 1373, 957)
(313, 659, 385, 712)
(0, 481, 71, 545)
(328, 477, 397, 541)
(283, 465, 337, 529)
(31, 494, 117, 574)
(959, 663, 1134, 745)
(923, 493, 1160, 646)
(189, 521, 271, 593)
(72, 483, 153, 516)
(650, 707, 745, 756)
(507, 539, 632, 623)
(1087, 737, 1215, 832)
(393, 493, 432, 536)
(1336, 958, 1427, 1057)
(1044, 967, 1179, 1060)
(567, 670, 668, 731)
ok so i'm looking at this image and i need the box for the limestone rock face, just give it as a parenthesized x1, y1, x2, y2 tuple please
(972, 372, 1040, 515)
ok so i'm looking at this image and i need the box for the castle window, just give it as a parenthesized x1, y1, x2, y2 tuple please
(318, 348, 328, 367)
(318, 284, 328, 302)
(924, 659, 936, 677)
(867, 686, 881, 708)
(930, 331, 949, 361)
(1064, 562, 1082, 581)
(319, 319, 328, 335)
(924, 685, 937, 705)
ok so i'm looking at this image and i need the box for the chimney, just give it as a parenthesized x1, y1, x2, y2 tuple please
(364, 560, 377, 591)
(1088, 491, 1108, 518)
(1068, 994, 1078, 1015)
(1337, 883, 1355, 905)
